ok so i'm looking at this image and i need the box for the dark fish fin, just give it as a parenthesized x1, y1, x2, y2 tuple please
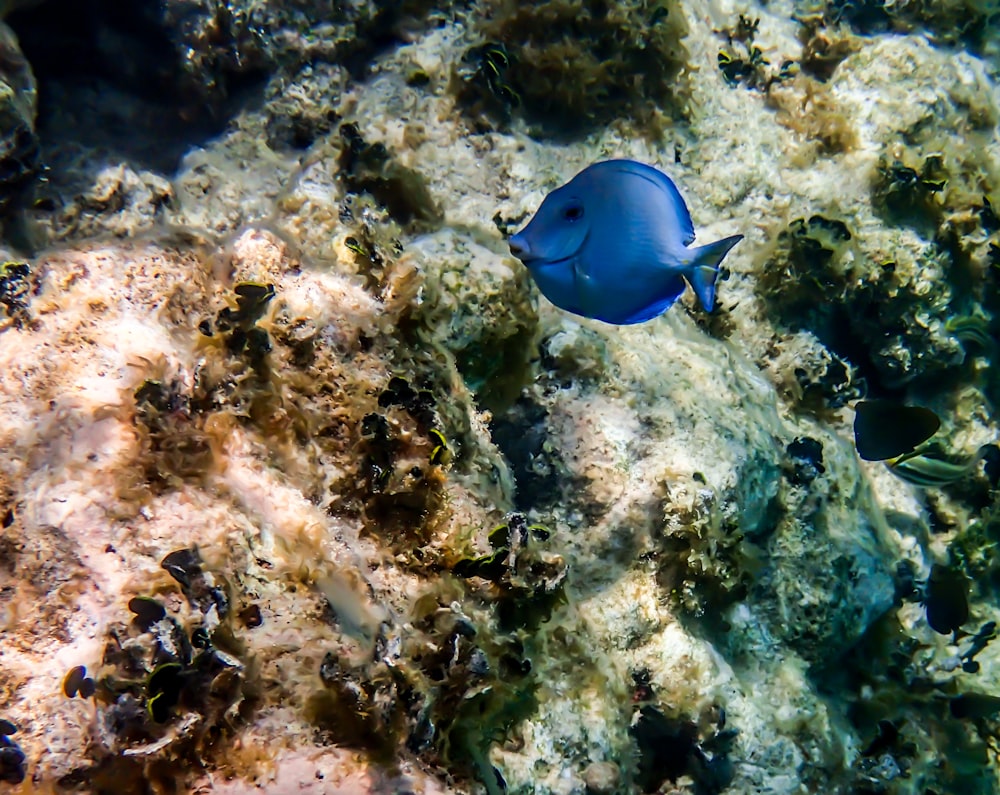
(685, 234, 743, 311)
(853, 399, 940, 461)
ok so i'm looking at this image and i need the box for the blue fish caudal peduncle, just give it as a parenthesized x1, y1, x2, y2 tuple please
(508, 159, 743, 325)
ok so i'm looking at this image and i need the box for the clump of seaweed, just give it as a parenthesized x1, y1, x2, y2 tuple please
(488, 393, 564, 512)
(313, 618, 535, 795)
(125, 282, 283, 496)
(654, 477, 762, 620)
(356, 375, 452, 553)
(335, 191, 412, 299)
(199, 281, 276, 377)
(796, 17, 862, 81)
(0, 258, 32, 328)
(873, 152, 949, 231)
(775, 338, 861, 416)
(409, 230, 538, 414)
(629, 683, 736, 795)
(766, 75, 857, 156)
(712, 15, 855, 157)
(310, 536, 543, 795)
(950, 494, 1000, 594)
(450, 303, 537, 413)
(108, 265, 376, 513)
(871, 145, 1000, 338)
(338, 122, 442, 229)
(715, 14, 796, 91)
(822, 0, 1000, 52)
(880, 149, 998, 259)
(130, 377, 221, 494)
(262, 62, 344, 152)
(757, 214, 966, 390)
(822, 541, 1000, 795)
(64, 548, 250, 790)
(757, 214, 855, 325)
(450, 42, 522, 130)
(453, 513, 567, 632)
(457, 0, 691, 137)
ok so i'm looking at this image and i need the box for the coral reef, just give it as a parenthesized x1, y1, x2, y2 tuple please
(0, 229, 516, 792)
(1, 0, 1000, 793)
(456, 0, 691, 137)
(815, 0, 1000, 52)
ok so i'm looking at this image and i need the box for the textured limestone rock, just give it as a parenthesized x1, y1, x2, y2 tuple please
(2, 1, 1000, 793)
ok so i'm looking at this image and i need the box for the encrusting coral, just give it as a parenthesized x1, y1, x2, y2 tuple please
(0, 227, 533, 792)
(455, 0, 692, 137)
(2, 0, 1000, 793)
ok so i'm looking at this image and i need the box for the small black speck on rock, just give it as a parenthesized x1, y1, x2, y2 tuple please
(238, 604, 263, 628)
(161, 547, 203, 588)
(128, 596, 167, 631)
(0, 733, 25, 785)
(62, 665, 96, 699)
(785, 437, 825, 486)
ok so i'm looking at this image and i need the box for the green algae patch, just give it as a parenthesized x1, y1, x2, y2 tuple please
(822, 0, 1000, 53)
(310, 580, 540, 795)
(453, 513, 567, 633)
(755, 212, 965, 392)
(873, 151, 951, 231)
(339, 122, 443, 229)
(0, 258, 31, 327)
(757, 214, 856, 328)
(71, 549, 250, 790)
(356, 375, 454, 555)
(458, 0, 691, 138)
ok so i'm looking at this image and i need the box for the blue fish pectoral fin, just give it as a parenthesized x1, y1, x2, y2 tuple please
(573, 258, 603, 315)
(684, 233, 743, 311)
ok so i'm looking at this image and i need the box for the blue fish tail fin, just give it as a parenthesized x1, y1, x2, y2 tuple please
(686, 234, 743, 311)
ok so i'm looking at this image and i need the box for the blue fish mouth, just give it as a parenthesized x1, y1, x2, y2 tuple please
(524, 255, 573, 269)
(514, 249, 577, 267)
(510, 230, 588, 269)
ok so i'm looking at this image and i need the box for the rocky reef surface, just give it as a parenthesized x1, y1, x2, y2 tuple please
(1, 1, 1000, 793)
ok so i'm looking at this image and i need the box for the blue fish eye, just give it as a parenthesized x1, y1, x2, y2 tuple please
(563, 203, 584, 222)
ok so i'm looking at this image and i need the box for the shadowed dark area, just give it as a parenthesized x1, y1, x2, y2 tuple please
(6, 0, 265, 173)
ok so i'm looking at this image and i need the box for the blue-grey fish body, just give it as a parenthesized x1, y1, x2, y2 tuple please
(508, 159, 743, 324)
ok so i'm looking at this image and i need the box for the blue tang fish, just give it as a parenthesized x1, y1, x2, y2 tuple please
(508, 159, 743, 324)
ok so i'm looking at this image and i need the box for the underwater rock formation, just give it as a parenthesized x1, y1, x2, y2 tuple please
(1, 0, 1000, 794)
(0, 229, 510, 791)
(456, 0, 691, 137)
(0, 20, 37, 216)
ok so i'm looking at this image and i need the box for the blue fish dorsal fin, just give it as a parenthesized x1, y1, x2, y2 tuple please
(608, 160, 695, 246)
